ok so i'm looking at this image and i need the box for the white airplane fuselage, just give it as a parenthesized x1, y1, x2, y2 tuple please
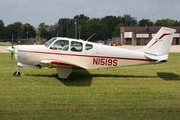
(14, 42, 157, 70)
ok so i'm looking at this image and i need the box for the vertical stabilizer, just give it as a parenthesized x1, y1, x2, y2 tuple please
(139, 27, 176, 57)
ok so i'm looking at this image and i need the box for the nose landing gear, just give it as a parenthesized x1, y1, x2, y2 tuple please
(13, 66, 21, 77)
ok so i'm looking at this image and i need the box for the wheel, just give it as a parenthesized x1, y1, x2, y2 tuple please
(13, 71, 21, 77)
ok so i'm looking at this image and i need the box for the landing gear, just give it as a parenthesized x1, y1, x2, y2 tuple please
(13, 66, 21, 77)
(56, 67, 72, 79)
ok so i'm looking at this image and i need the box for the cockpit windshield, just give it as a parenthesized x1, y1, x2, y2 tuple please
(44, 38, 57, 47)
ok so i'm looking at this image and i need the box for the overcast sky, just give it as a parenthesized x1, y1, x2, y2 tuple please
(0, 0, 180, 27)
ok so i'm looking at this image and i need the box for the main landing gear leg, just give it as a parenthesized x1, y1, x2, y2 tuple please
(13, 66, 21, 77)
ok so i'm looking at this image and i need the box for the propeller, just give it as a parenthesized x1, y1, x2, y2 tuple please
(6, 33, 15, 59)
(11, 33, 14, 59)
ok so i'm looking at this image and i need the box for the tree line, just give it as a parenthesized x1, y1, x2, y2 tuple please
(0, 14, 180, 42)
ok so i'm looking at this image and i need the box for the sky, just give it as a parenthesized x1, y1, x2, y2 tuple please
(0, 0, 180, 28)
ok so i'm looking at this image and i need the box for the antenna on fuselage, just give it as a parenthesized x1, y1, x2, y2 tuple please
(86, 33, 95, 41)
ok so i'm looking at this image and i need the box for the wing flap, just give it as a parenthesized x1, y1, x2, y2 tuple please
(51, 60, 75, 66)
(40, 59, 76, 67)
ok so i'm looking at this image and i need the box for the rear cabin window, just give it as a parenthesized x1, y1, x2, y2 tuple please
(85, 44, 93, 50)
(70, 41, 83, 52)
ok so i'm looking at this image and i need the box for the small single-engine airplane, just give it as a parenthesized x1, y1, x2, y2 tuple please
(7, 27, 176, 79)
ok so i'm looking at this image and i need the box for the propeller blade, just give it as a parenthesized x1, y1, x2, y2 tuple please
(11, 33, 14, 60)
(11, 52, 13, 60)
(12, 33, 14, 48)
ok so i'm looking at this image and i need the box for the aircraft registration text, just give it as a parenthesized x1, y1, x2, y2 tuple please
(93, 58, 117, 66)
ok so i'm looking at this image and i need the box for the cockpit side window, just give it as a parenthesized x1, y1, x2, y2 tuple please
(70, 41, 83, 52)
(85, 44, 93, 50)
(50, 40, 69, 51)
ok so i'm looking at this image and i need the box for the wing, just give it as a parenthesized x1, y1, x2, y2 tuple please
(40, 59, 81, 79)
(40, 59, 85, 78)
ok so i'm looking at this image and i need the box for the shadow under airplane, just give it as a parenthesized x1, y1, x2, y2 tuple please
(26, 71, 180, 87)
(157, 72, 180, 81)
(59, 69, 93, 86)
(26, 69, 93, 87)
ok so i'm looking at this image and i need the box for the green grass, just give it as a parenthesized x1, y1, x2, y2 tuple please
(0, 42, 6, 45)
(0, 53, 180, 120)
(0, 42, 11, 46)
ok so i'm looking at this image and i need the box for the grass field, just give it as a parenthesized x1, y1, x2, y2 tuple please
(0, 42, 12, 46)
(0, 53, 180, 120)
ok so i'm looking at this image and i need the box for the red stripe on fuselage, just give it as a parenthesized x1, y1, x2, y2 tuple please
(18, 50, 167, 63)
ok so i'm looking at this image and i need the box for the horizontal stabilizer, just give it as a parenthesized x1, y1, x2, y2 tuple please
(144, 52, 168, 63)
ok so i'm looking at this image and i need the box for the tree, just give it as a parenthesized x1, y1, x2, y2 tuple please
(23, 23, 36, 38)
(2, 22, 36, 41)
(139, 19, 153, 26)
(14, 22, 24, 39)
(37, 22, 51, 39)
(73, 14, 90, 39)
(155, 19, 177, 26)
(112, 24, 121, 37)
(101, 16, 120, 39)
(0, 19, 4, 27)
(57, 18, 75, 38)
(0, 19, 5, 39)
(74, 14, 90, 23)
(3, 22, 23, 39)
(84, 18, 106, 41)
(61, 14, 90, 39)
(123, 14, 137, 27)
(58, 18, 69, 37)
